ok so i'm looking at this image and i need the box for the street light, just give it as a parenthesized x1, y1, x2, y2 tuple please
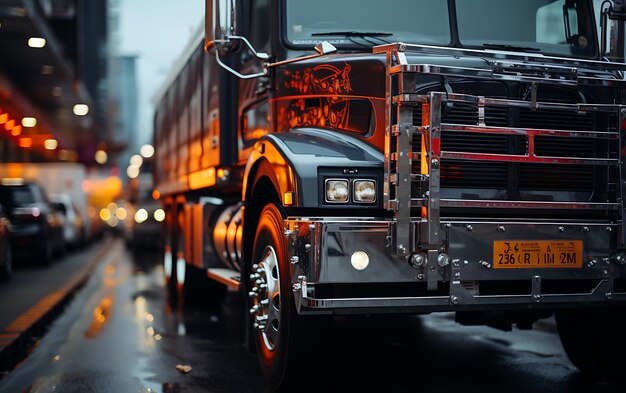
(44, 139, 58, 150)
(21, 117, 37, 127)
(140, 144, 155, 158)
(73, 104, 89, 116)
(130, 154, 143, 167)
(127, 165, 140, 179)
(95, 149, 108, 164)
(28, 37, 46, 48)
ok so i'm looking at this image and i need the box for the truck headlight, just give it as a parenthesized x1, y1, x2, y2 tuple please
(325, 179, 349, 203)
(353, 180, 376, 203)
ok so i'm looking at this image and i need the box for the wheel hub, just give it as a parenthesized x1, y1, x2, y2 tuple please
(249, 246, 280, 351)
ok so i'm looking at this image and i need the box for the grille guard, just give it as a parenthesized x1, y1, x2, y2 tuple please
(379, 43, 626, 269)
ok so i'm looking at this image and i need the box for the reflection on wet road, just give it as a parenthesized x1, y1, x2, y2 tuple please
(0, 238, 623, 393)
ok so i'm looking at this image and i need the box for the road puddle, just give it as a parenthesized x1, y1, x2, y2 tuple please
(84, 296, 114, 339)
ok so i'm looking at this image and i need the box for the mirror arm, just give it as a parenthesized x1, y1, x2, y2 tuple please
(211, 40, 336, 79)
(267, 42, 337, 68)
(204, 39, 227, 52)
(601, 1, 609, 59)
(267, 53, 327, 68)
(215, 51, 267, 79)
(227, 35, 270, 60)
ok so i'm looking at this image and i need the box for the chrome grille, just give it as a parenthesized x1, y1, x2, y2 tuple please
(519, 109, 596, 131)
(519, 164, 594, 192)
(408, 94, 619, 214)
(441, 161, 507, 189)
(534, 136, 602, 158)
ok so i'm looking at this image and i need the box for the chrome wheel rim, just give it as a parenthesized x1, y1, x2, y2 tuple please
(249, 245, 281, 351)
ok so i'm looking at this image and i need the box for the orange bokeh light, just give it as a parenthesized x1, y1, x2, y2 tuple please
(18, 137, 32, 148)
(5, 119, 15, 130)
(0, 113, 6, 124)
(11, 125, 22, 136)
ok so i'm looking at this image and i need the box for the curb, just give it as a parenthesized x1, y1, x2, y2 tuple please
(0, 237, 114, 375)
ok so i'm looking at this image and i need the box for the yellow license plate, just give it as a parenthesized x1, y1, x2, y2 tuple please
(493, 240, 583, 268)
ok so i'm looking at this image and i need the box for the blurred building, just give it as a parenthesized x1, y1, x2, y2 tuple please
(110, 54, 138, 175)
(0, 0, 115, 167)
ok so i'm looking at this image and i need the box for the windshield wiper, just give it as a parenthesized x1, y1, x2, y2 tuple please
(482, 43, 541, 53)
(311, 31, 393, 37)
(311, 31, 393, 49)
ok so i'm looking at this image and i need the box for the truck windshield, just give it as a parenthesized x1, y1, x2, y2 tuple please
(286, 0, 451, 46)
(286, 0, 597, 59)
(456, 0, 597, 58)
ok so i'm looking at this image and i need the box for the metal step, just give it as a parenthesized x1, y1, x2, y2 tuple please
(207, 268, 241, 291)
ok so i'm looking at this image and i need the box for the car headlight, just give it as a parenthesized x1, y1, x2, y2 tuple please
(353, 180, 376, 203)
(154, 209, 165, 222)
(135, 208, 148, 223)
(325, 179, 349, 203)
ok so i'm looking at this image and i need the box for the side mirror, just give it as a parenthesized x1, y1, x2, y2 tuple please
(205, 0, 240, 53)
(600, 0, 626, 61)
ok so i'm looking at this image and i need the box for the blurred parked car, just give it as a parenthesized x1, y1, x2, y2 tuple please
(98, 199, 134, 237)
(0, 179, 65, 264)
(50, 193, 85, 249)
(0, 204, 13, 280)
(126, 199, 164, 251)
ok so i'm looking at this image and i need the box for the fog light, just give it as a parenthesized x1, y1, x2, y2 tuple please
(354, 180, 376, 203)
(325, 179, 349, 203)
(351, 250, 370, 271)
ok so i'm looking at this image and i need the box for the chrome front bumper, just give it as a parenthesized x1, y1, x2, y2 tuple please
(285, 217, 626, 315)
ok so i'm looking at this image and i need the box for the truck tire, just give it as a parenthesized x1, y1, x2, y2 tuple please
(163, 206, 179, 304)
(556, 309, 626, 383)
(249, 203, 299, 390)
(163, 243, 177, 303)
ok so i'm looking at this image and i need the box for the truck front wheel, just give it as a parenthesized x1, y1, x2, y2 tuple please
(556, 309, 626, 383)
(249, 203, 298, 390)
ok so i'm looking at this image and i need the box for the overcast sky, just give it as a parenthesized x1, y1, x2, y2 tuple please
(116, 0, 204, 146)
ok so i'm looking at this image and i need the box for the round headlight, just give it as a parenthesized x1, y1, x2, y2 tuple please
(325, 179, 349, 203)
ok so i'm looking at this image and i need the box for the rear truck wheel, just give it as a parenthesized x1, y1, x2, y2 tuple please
(163, 243, 177, 302)
(248, 203, 330, 390)
(556, 308, 626, 383)
(169, 207, 227, 309)
(163, 208, 177, 303)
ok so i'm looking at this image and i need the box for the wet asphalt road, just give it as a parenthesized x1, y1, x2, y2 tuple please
(0, 237, 624, 393)
(0, 237, 111, 331)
